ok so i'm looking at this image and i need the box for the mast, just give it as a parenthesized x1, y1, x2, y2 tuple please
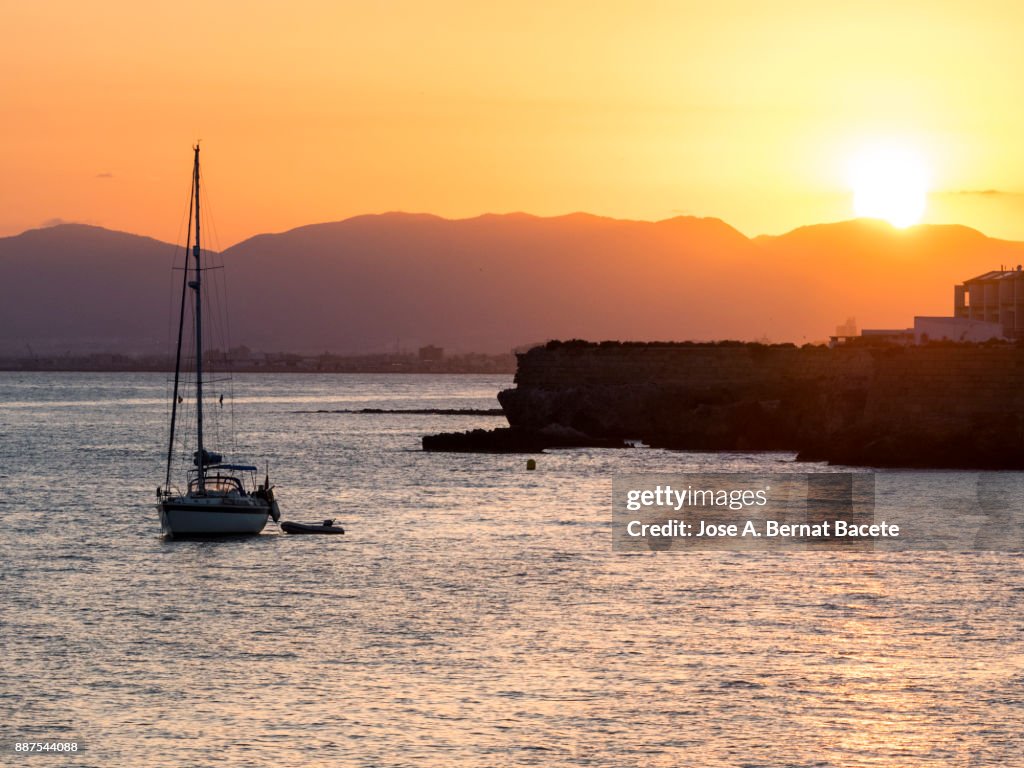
(164, 178, 194, 489)
(191, 144, 206, 491)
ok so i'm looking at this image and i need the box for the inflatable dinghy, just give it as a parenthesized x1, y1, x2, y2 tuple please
(280, 519, 345, 535)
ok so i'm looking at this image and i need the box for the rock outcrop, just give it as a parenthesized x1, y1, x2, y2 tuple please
(422, 425, 627, 453)
(426, 340, 1024, 468)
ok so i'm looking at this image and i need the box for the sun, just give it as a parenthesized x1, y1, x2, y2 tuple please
(847, 143, 930, 228)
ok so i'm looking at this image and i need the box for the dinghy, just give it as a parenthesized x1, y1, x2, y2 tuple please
(280, 519, 345, 535)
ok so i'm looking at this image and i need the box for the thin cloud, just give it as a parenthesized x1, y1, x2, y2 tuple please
(95, 172, 114, 178)
(945, 188, 1024, 197)
(41, 217, 70, 227)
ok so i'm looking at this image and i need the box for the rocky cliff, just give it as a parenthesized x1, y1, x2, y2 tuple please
(425, 340, 1024, 468)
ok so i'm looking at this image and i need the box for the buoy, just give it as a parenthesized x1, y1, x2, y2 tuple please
(526, 459, 536, 470)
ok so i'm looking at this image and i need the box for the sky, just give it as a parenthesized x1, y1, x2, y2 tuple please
(2, 0, 1024, 247)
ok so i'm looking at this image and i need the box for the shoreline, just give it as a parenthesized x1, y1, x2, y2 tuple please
(0, 364, 515, 375)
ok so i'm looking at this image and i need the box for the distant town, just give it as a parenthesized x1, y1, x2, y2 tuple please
(0, 344, 517, 374)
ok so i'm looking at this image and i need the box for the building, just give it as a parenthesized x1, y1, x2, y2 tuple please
(859, 328, 914, 344)
(911, 316, 1005, 344)
(418, 345, 444, 362)
(834, 317, 858, 338)
(833, 269, 1014, 346)
(954, 267, 1024, 339)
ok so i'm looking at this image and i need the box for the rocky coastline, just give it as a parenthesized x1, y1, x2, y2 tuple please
(423, 339, 1024, 469)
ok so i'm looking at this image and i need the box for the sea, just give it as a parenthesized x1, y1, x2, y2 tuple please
(1, 372, 1022, 767)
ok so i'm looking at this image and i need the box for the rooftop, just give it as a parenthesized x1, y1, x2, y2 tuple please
(963, 267, 1024, 283)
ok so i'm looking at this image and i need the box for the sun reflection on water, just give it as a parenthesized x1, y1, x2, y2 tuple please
(1, 372, 1022, 766)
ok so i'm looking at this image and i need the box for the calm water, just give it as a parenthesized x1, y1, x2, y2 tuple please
(1, 372, 1022, 767)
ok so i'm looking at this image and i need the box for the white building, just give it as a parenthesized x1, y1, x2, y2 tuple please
(955, 267, 1024, 339)
(833, 270, 1012, 346)
(912, 316, 1004, 344)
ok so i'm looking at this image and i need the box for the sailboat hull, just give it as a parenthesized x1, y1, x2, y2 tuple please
(159, 499, 270, 538)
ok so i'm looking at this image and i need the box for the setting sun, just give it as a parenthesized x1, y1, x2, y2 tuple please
(848, 143, 930, 228)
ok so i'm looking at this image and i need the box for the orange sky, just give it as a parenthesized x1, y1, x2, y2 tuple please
(2, 0, 1023, 247)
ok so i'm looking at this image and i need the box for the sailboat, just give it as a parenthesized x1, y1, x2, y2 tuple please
(157, 145, 280, 538)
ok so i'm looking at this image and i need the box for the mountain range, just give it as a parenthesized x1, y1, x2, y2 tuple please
(3, 213, 1024, 355)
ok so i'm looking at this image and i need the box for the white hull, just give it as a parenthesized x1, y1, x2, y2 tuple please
(159, 499, 270, 538)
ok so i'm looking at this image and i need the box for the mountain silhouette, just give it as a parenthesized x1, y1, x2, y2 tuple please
(3, 214, 1023, 355)
(0, 224, 181, 355)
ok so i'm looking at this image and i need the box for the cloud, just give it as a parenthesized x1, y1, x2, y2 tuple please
(41, 217, 70, 227)
(95, 172, 114, 178)
(947, 189, 1024, 197)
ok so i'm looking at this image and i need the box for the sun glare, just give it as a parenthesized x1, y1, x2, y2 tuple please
(848, 143, 929, 228)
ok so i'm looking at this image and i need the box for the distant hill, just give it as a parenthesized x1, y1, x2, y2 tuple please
(219, 212, 755, 353)
(3, 214, 1024, 355)
(0, 224, 181, 355)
